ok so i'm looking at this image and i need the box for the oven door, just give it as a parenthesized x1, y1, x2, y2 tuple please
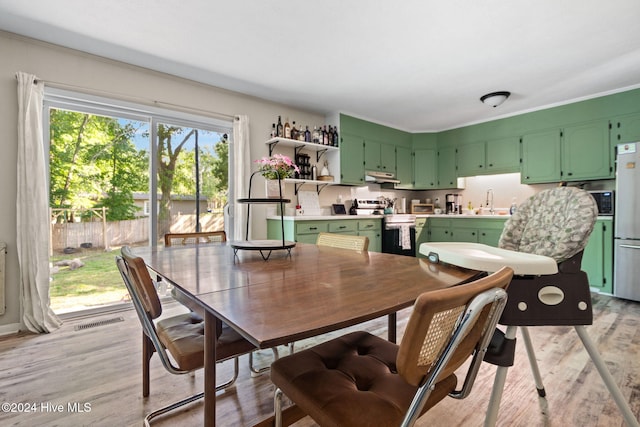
(382, 224, 416, 256)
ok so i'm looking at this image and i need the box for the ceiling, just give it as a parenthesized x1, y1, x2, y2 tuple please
(2, 0, 640, 132)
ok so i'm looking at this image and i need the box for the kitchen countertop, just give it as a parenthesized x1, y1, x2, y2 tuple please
(267, 214, 612, 221)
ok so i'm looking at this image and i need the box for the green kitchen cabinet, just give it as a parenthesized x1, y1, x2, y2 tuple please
(328, 220, 357, 234)
(612, 112, 640, 144)
(437, 147, 458, 189)
(457, 138, 519, 177)
(522, 120, 612, 184)
(339, 133, 365, 185)
(485, 136, 521, 174)
(456, 141, 485, 177)
(415, 217, 429, 257)
(428, 218, 452, 242)
(364, 139, 396, 173)
(413, 149, 437, 189)
(521, 129, 562, 183)
(358, 219, 382, 252)
(450, 219, 506, 245)
(267, 218, 382, 252)
(582, 218, 613, 294)
(395, 146, 413, 189)
(562, 120, 612, 180)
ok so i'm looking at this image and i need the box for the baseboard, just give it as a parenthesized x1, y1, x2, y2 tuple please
(0, 322, 21, 337)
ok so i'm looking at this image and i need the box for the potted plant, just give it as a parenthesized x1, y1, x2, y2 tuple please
(255, 154, 300, 198)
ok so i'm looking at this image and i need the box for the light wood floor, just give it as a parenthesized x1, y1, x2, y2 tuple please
(0, 293, 638, 427)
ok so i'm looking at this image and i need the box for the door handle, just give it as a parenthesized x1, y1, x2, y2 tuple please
(620, 244, 640, 250)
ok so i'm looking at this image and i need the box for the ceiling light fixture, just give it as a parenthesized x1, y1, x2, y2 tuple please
(480, 91, 511, 107)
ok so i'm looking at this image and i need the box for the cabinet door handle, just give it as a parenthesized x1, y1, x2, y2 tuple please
(472, 232, 476, 236)
(309, 227, 317, 230)
(365, 224, 373, 228)
(339, 226, 346, 229)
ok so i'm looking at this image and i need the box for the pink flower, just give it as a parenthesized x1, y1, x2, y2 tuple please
(255, 154, 300, 179)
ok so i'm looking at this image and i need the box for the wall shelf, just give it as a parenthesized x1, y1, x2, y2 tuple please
(266, 137, 338, 162)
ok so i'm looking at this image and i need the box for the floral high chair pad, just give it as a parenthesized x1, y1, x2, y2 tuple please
(499, 186, 598, 263)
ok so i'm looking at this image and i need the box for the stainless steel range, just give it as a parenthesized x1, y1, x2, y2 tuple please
(382, 214, 416, 257)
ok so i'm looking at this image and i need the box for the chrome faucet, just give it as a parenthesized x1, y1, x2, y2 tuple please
(486, 189, 494, 215)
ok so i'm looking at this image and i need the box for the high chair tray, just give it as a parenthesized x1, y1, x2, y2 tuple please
(419, 242, 558, 275)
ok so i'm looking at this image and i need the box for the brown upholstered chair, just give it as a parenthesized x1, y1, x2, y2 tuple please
(316, 232, 369, 251)
(117, 246, 256, 426)
(271, 266, 513, 427)
(164, 230, 226, 246)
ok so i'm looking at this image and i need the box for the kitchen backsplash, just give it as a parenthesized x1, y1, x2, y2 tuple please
(302, 172, 615, 215)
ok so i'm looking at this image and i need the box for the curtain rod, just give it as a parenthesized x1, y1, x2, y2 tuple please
(15, 73, 236, 121)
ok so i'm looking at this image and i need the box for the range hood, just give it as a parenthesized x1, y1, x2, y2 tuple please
(365, 170, 400, 184)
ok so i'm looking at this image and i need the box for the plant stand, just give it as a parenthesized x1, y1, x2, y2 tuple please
(231, 171, 295, 260)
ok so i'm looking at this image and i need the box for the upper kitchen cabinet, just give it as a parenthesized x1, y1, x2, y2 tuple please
(456, 138, 520, 177)
(364, 139, 396, 174)
(561, 120, 612, 180)
(522, 120, 612, 183)
(413, 149, 437, 189)
(521, 129, 562, 183)
(485, 136, 521, 174)
(395, 146, 413, 189)
(612, 112, 640, 144)
(339, 133, 365, 185)
(436, 147, 458, 189)
(456, 141, 485, 176)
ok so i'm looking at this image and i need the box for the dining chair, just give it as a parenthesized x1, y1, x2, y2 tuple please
(482, 186, 639, 426)
(117, 246, 256, 426)
(316, 231, 369, 251)
(271, 266, 514, 427)
(164, 230, 226, 246)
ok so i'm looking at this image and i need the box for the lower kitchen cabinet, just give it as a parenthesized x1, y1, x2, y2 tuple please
(582, 218, 613, 294)
(416, 217, 507, 257)
(267, 218, 381, 252)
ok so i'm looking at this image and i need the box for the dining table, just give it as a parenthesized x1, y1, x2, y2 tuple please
(133, 242, 480, 426)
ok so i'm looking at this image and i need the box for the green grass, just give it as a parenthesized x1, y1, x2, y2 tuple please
(49, 248, 130, 313)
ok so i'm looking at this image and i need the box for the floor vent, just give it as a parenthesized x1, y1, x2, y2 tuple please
(74, 316, 124, 331)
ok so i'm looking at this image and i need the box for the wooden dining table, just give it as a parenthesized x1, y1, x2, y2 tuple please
(133, 242, 479, 426)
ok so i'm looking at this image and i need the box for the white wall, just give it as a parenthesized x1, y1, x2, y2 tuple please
(0, 31, 325, 330)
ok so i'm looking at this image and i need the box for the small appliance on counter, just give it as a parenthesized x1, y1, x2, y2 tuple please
(351, 199, 384, 215)
(445, 193, 461, 214)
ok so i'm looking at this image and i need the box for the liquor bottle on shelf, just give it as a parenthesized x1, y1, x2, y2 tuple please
(276, 116, 283, 138)
(284, 117, 291, 139)
(332, 126, 339, 146)
(328, 126, 334, 145)
(298, 124, 306, 141)
(312, 126, 320, 143)
(304, 126, 311, 142)
(291, 121, 298, 141)
(270, 123, 276, 138)
(323, 125, 329, 145)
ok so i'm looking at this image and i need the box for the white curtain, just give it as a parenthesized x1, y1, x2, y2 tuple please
(231, 115, 251, 241)
(16, 72, 62, 333)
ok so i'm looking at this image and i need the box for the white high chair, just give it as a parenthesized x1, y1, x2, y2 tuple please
(421, 186, 639, 427)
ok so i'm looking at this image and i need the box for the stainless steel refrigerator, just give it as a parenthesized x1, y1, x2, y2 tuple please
(614, 142, 640, 301)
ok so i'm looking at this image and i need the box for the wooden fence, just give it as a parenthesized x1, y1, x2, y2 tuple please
(51, 212, 224, 253)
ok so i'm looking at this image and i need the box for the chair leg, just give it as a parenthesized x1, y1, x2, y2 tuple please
(142, 333, 154, 397)
(274, 387, 284, 427)
(520, 327, 547, 397)
(574, 325, 640, 427)
(484, 325, 517, 427)
(249, 347, 280, 376)
(216, 356, 240, 391)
